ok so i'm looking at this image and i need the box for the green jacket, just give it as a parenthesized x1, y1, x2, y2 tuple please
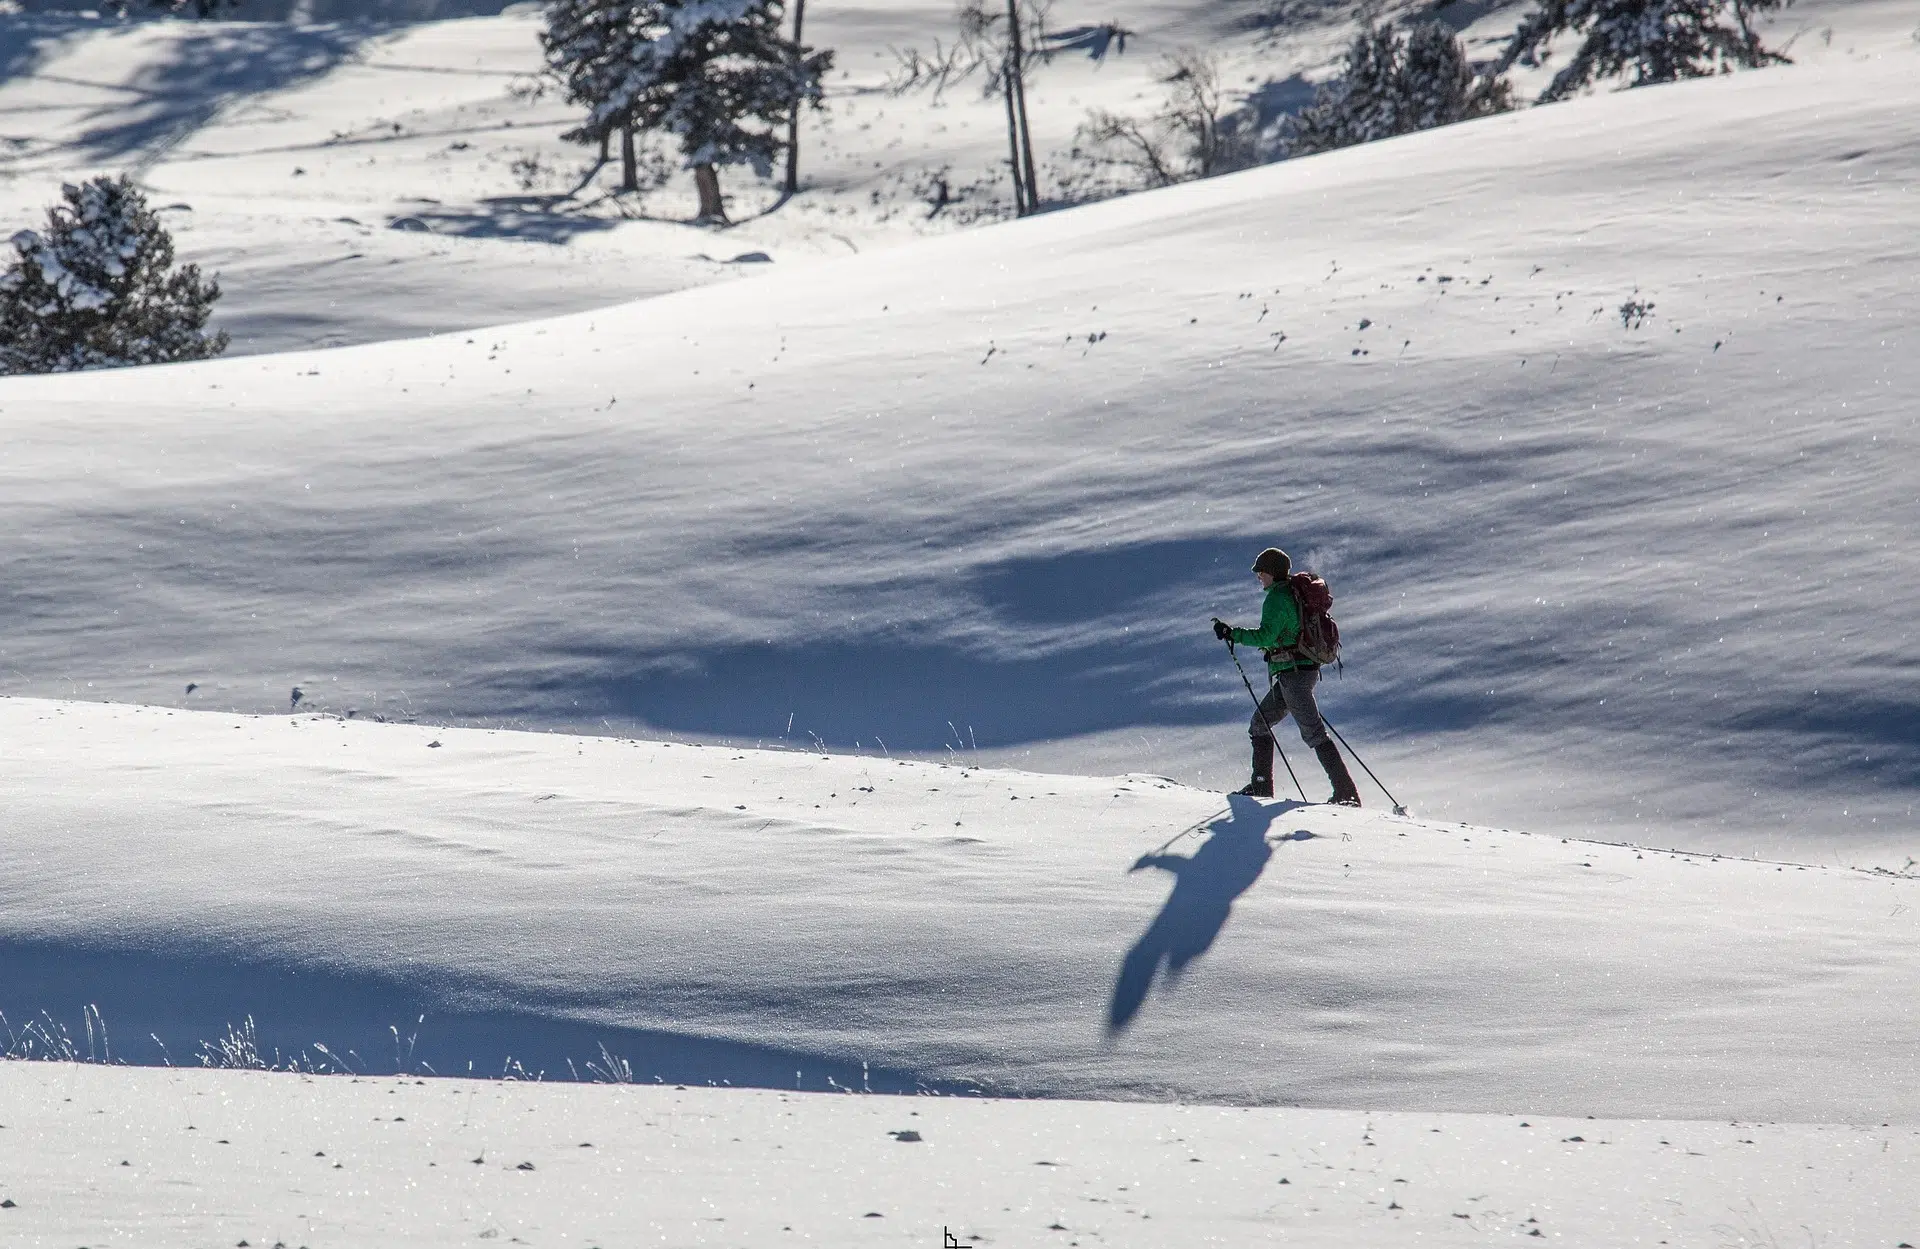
(1230, 583, 1312, 675)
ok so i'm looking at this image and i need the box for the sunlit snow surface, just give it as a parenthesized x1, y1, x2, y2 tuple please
(2, 1, 1919, 1244)
(2, 696, 1916, 1242)
(6, 696, 1918, 1118)
(1, 1064, 1915, 1248)
(3, 0, 1917, 850)
(0, 0, 1371, 353)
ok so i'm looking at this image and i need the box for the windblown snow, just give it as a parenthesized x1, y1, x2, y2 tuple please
(1, 0, 1917, 1246)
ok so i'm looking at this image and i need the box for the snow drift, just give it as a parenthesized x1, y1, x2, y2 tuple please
(5, 698, 1917, 1122)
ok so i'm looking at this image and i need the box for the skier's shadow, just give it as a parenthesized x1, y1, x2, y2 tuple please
(1106, 795, 1313, 1034)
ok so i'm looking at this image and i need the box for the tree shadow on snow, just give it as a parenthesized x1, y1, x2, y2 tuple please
(404, 195, 622, 243)
(1224, 0, 1387, 37)
(0, 12, 92, 89)
(1241, 73, 1318, 130)
(61, 20, 387, 167)
(1106, 795, 1313, 1034)
(221, 0, 523, 18)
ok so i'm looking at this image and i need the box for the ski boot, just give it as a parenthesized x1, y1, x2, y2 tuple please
(1237, 736, 1275, 798)
(1316, 741, 1361, 806)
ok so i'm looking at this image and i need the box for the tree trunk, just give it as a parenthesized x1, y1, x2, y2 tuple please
(783, 0, 807, 197)
(1012, 64, 1039, 208)
(1006, 0, 1040, 210)
(620, 126, 638, 192)
(1000, 58, 1027, 215)
(694, 163, 727, 222)
(567, 131, 614, 199)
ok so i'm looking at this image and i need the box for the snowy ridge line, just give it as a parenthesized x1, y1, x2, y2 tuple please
(1388, 815, 1920, 880)
(5, 699, 1918, 1121)
(84, 694, 1911, 876)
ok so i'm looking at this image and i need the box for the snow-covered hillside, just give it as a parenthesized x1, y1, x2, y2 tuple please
(3, 696, 1915, 1245)
(3, 7, 1919, 1240)
(0, 0, 1391, 353)
(7, 0, 1864, 354)
(7, 697, 1918, 1119)
(4, 2, 1917, 854)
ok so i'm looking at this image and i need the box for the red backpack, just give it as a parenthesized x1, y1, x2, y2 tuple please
(1286, 572, 1342, 668)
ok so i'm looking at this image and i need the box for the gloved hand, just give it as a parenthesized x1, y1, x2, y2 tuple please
(1211, 618, 1232, 642)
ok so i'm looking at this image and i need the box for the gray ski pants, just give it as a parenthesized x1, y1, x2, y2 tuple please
(1248, 667, 1331, 750)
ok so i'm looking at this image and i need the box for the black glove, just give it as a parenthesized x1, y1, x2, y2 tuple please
(1211, 618, 1232, 642)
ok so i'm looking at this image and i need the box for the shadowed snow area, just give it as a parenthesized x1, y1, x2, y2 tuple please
(4, 12, 1918, 857)
(4, 699, 1917, 1122)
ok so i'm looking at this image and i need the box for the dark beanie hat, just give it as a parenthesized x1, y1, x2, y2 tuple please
(1252, 547, 1290, 578)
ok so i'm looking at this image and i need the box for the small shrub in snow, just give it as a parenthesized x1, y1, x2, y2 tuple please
(0, 175, 228, 376)
(541, 0, 831, 221)
(197, 1016, 269, 1070)
(1073, 50, 1255, 190)
(890, 3, 1132, 216)
(1285, 21, 1511, 158)
(1495, 0, 1790, 103)
(584, 1041, 636, 1082)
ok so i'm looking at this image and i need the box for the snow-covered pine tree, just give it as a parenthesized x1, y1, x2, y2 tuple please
(1399, 22, 1513, 132)
(1285, 21, 1509, 158)
(543, 0, 644, 191)
(542, 0, 830, 221)
(1286, 24, 1400, 157)
(0, 176, 228, 376)
(1494, 0, 1789, 103)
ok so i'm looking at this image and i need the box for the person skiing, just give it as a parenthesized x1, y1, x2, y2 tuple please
(1211, 547, 1361, 805)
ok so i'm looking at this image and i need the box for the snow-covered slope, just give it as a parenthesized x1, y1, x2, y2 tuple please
(4, 11, 1918, 854)
(0, 0, 1384, 354)
(5, 7, 1916, 1245)
(4, 1, 1868, 355)
(6, 698, 1917, 1122)
(3, 1063, 1914, 1249)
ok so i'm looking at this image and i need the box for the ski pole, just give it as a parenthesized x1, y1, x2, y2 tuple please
(1321, 716, 1409, 816)
(1227, 640, 1309, 804)
(1139, 805, 1231, 861)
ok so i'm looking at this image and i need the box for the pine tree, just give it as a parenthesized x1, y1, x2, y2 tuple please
(541, 0, 830, 221)
(543, 0, 644, 192)
(0, 176, 228, 376)
(1494, 0, 1790, 103)
(1286, 21, 1510, 158)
